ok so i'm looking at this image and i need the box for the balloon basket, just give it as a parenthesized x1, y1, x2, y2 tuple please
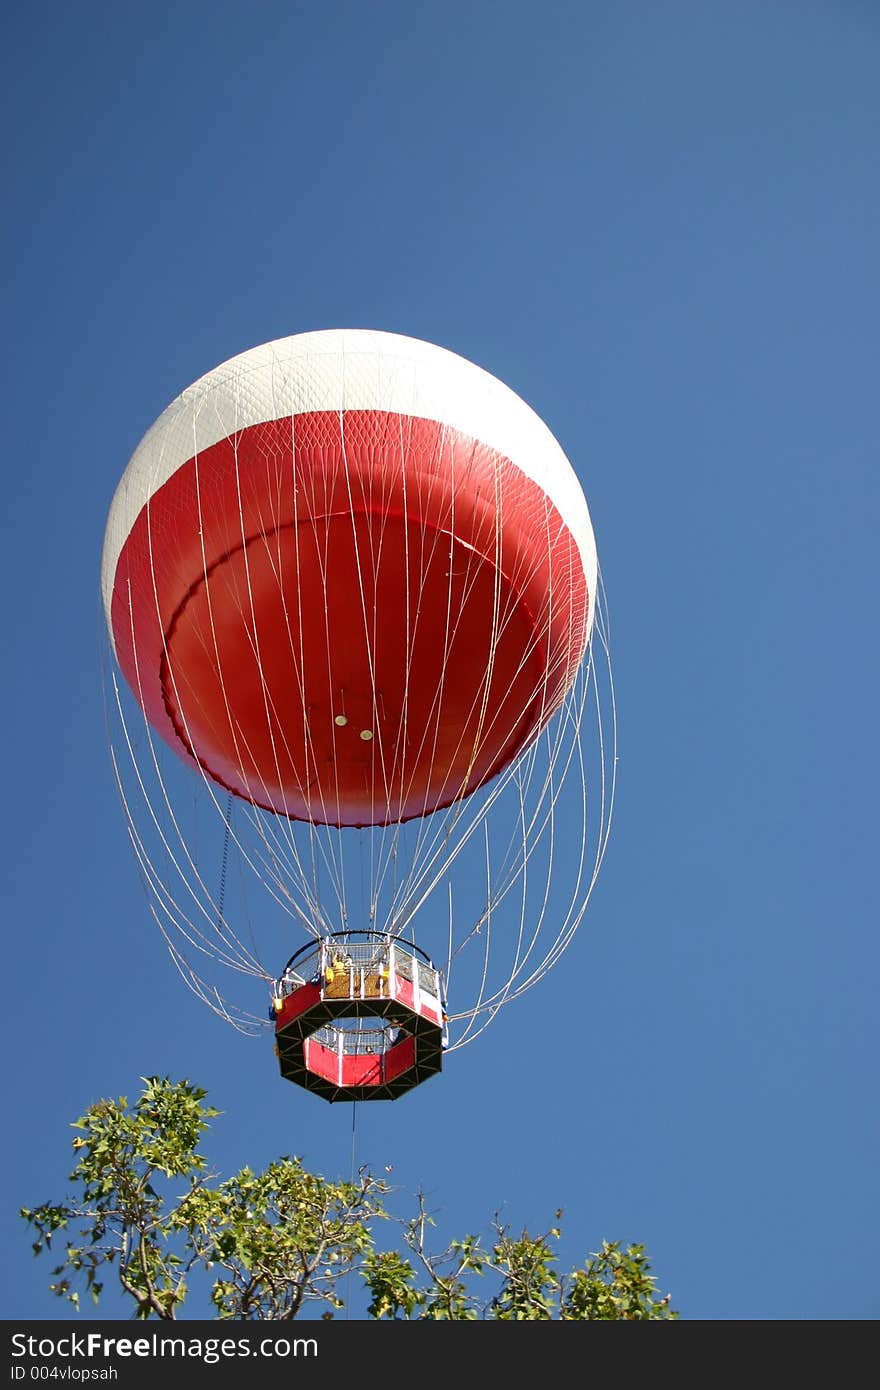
(272, 931, 446, 1101)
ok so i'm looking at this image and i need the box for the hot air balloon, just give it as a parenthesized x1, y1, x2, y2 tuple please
(101, 329, 615, 1101)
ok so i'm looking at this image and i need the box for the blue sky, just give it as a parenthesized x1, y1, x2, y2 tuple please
(3, 1, 878, 1322)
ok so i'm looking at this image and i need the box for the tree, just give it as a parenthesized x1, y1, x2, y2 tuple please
(21, 1077, 678, 1321)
